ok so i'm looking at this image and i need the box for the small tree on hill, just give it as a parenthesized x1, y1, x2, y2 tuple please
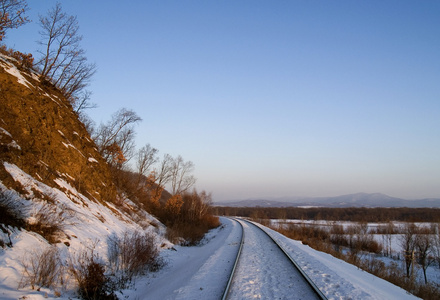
(93, 108, 141, 167)
(37, 3, 96, 111)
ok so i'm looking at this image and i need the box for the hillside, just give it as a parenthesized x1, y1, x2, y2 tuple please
(0, 52, 170, 298)
(0, 53, 117, 204)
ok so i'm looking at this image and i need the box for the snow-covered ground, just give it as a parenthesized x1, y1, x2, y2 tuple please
(1, 214, 422, 299)
(271, 219, 440, 287)
(0, 162, 169, 300)
(125, 218, 419, 299)
(251, 220, 419, 300)
(228, 219, 321, 299)
(0, 161, 423, 299)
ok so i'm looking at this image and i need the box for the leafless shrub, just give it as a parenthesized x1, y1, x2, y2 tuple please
(19, 245, 63, 290)
(0, 190, 25, 247)
(26, 201, 74, 243)
(68, 244, 116, 300)
(107, 230, 163, 287)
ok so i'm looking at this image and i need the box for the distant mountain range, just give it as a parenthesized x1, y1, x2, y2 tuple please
(214, 193, 440, 208)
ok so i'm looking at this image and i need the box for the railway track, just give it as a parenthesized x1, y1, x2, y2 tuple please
(222, 218, 327, 300)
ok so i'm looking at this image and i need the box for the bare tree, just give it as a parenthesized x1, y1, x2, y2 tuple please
(136, 144, 158, 177)
(146, 153, 174, 208)
(37, 3, 96, 109)
(196, 190, 212, 219)
(93, 108, 141, 167)
(432, 223, 440, 270)
(399, 222, 418, 278)
(0, 0, 29, 41)
(385, 221, 395, 257)
(170, 155, 196, 195)
(415, 228, 434, 284)
(153, 153, 173, 190)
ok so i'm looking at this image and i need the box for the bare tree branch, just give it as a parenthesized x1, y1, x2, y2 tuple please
(0, 0, 29, 41)
(93, 108, 142, 167)
(136, 144, 158, 177)
(170, 155, 196, 195)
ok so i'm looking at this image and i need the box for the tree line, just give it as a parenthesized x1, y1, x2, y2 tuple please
(215, 206, 440, 222)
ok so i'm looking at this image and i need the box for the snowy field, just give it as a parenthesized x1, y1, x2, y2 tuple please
(270, 219, 440, 288)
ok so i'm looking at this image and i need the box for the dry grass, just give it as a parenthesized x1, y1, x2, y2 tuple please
(19, 246, 64, 290)
(25, 201, 75, 244)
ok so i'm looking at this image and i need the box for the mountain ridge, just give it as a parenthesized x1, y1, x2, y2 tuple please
(215, 192, 440, 208)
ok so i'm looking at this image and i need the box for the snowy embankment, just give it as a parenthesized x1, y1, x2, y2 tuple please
(0, 162, 169, 300)
(251, 221, 419, 300)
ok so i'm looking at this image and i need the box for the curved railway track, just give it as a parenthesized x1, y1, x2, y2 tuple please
(222, 218, 327, 300)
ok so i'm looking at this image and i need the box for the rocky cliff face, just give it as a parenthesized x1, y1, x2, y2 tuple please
(0, 53, 117, 204)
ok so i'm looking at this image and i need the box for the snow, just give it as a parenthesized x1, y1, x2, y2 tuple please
(0, 162, 168, 299)
(61, 141, 86, 157)
(122, 218, 419, 300)
(0, 56, 33, 88)
(88, 157, 98, 163)
(0, 163, 422, 299)
(0, 127, 21, 150)
(228, 219, 320, 299)
(122, 219, 241, 300)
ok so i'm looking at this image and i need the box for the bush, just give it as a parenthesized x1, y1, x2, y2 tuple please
(0, 45, 34, 70)
(26, 201, 74, 244)
(0, 190, 25, 247)
(108, 230, 163, 287)
(68, 246, 116, 300)
(166, 222, 205, 246)
(166, 214, 220, 246)
(0, 190, 25, 228)
(19, 246, 63, 290)
(160, 190, 220, 245)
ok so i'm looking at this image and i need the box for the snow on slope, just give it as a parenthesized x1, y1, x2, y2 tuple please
(0, 162, 169, 299)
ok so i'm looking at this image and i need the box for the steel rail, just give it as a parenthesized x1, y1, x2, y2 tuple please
(241, 218, 328, 300)
(221, 218, 244, 300)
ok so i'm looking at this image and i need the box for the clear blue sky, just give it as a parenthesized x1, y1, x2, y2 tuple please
(5, 0, 440, 201)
